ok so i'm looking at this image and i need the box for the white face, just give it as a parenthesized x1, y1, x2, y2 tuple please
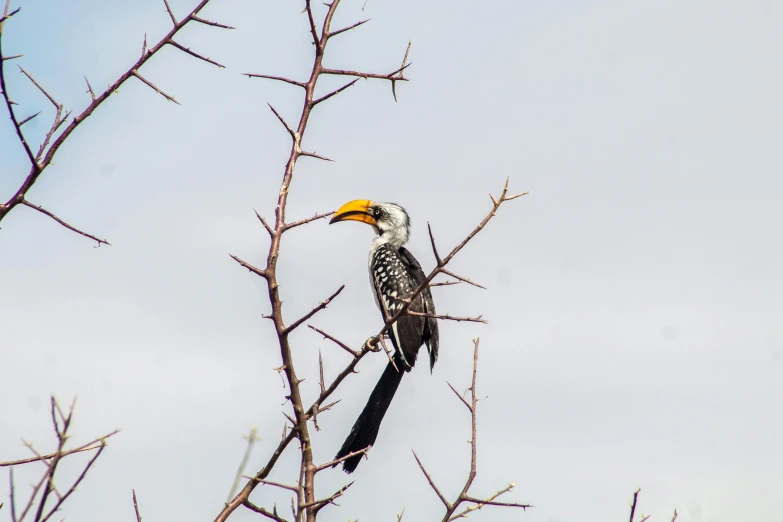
(370, 203, 411, 246)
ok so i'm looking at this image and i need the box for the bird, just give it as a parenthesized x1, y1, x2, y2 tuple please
(329, 199, 439, 473)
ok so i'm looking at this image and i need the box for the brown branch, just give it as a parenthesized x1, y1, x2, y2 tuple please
(327, 18, 370, 38)
(132, 489, 142, 522)
(412, 451, 450, 509)
(304, 481, 353, 514)
(312, 78, 359, 106)
(17, 111, 39, 125)
(132, 71, 180, 104)
(254, 209, 275, 237)
(298, 150, 333, 162)
(0, 430, 119, 467)
(315, 448, 369, 472)
(243, 73, 306, 89)
(267, 102, 296, 140)
(83, 76, 95, 100)
(307, 325, 358, 357)
(244, 500, 289, 522)
(429, 280, 461, 287)
(414, 340, 531, 522)
(284, 211, 334, 231)
(192, 15, 235, 30)
(440, 268, 485, 289)
(226, 429, 259, 504)
(406, 311, 487, 324)
(17, 66, 58, 107)
(21, 200, 110, 246)
(283, 285, 344, 334)
(168, 40, 224, 68)
(161, 0, 177, 25)
(245, 477, 298, 493)
(629, 489, 640, 522)
(321, 63, 411, 81)
(229, 254, 269, 279)
(0, 0, 226, 228)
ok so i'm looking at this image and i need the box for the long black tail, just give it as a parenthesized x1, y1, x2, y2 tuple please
(334, 358, 405, 473)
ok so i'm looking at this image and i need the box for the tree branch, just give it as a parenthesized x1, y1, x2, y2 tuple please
(21, 200, 110, 246)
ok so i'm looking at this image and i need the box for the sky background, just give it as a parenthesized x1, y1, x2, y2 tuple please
(2, 0, 782, 521)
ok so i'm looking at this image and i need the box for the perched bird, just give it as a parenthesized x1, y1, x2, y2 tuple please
(329, 199, 439, 473)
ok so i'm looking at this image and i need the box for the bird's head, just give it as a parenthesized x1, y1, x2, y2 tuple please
(330, 199, 411, 247)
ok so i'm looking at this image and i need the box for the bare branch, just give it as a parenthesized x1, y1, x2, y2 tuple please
(17, 111, 39, 126)
(0, 430, 119, 467)
(629, 488, 640, 522)
(429, 280, 461, 287)
(243, 73, 306, 89)
(312, 78, 359, 106)
(162, 0, 177, 25)
(446, 382, 472, 412)
(267, 102, 296, 140)
(316, 448, 369, 472)
(18, 66, 59, 108)
(132, 71, 180, 104)
(439, 268, 485, 290)
(244, 477, 298, 493)
(229, 254, 268, 279)
(303, 481, 353, 512)
(83, 76, 96, 100)
(299, 150, 333, 162)
(168, 40, 225, 68)
(283, 285, 344, 334)
(254, 209, 274, 237)
(1, 6, 21, 25)
(307, 325, 358, 357)
(321, 63, 411, 81)
(327, 18, 370, 38)
(244, 500, 289, 522)
(406, 311, 487, 324)
(192, 15, 235, 29)
(304, 0, 319, 45)
(226, 428, 259, 504)
(412, 451, 451, 509)
(284, 211, 334, 231)
(21, 200, 110, 246)
(132, 490, 142, 522)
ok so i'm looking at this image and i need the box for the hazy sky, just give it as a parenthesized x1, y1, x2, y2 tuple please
(2, 1, 782, 521)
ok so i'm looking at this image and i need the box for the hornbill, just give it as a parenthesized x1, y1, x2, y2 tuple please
(329, 199, 439, 473)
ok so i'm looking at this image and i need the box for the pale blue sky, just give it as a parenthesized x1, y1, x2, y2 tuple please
(2, 1, 782, 521)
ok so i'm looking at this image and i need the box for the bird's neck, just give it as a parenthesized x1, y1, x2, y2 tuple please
(373, 227, 408, 250)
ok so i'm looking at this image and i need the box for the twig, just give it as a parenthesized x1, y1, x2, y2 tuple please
(132, 489, 142, 522)
(0, 0, 227, 230)
(229, 254, 268, 279)
(315, 448, 369, 472)
(244, 500, 289, 522)
(283, 285, 344, 334)
(21, 200, 110, 246)
(132, 71, 180, 104)
(168, 40, 225, 68)
(406, 311, 487, 323)
(243, 73, 306, 88)
(412, 451, 450, 509)
(284, 211, 334, 231)
(226, 429, 259, 504)
(327, 18, 370, 38)
(307, 325, 358, 357)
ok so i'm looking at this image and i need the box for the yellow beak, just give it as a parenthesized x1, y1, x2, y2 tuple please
(329, 199, 376, 226)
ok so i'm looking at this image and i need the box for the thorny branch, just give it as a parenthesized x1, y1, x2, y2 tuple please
(0, 0, 231, 241)
(1, 397, 118, 522)
(628, 489, 678, 522)
(218, 2, 527, 522)
(413, 339, 531, 521)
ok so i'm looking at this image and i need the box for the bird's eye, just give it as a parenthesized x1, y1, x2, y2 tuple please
(373, 208, 381, 217)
